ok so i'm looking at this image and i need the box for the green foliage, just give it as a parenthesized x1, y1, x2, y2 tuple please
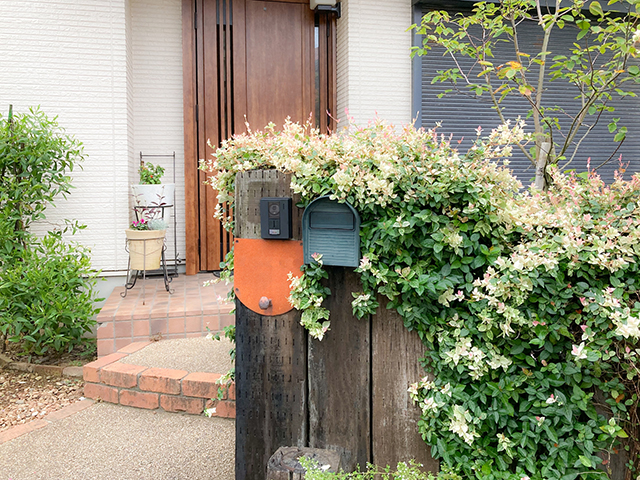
(288, 253, 332, 340)
(0, 106, 80, 257)
(139, 162, 165, 185)
(411, 0, 640, 188)
(213, 323, 236, 386)
(0, 107, 101, 355)
(202, 119, 640, 479)
(130, 218, 167, 231)
(0, 223, 100, 355)
(299, 457, 453, 480)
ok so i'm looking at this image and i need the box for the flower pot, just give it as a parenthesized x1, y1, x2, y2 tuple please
(125, 229, 166, 270)
(131, 184, 175, 208)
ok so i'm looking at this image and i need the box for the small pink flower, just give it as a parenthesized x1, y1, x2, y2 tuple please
(579, 297, 587, 306)
(580, 325, 587, 332)
(626, 346, 631, 354)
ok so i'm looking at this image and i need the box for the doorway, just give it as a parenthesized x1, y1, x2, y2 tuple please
(182, 0, 337, 274)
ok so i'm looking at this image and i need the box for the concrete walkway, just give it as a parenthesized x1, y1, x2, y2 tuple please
(0, 337, 236, 479)
(0, 402, 234, 479)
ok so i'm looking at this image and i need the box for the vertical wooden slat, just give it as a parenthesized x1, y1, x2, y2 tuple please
(308, 267, 371, 472)
(222, 0, 234, 260)
(327, 14, 337, 133)
(183, 0, 199, 275)
(232, 0, 247, 134)
(302, 5, 315, 124)
(201, 0, 221, 271)
(318, 15, 328, 134)
(371, 300, 439, 472)
(225, 0, 234, 140)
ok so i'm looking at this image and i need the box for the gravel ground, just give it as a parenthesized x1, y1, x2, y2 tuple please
(0, 402, 235, 480)
(0, 370, 84, 433)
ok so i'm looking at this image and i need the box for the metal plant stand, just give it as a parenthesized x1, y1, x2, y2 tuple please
(136, 152, 180, 276)
(121, 151, 181, 303)
(122, 236, 174, 304)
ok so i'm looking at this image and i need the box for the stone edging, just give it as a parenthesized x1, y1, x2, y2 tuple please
(0, 399, 95, 445)
(82, 341, 235, 418)
(4, 362, 84, 378)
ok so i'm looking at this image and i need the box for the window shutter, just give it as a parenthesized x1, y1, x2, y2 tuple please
(417, 3, 640, 184)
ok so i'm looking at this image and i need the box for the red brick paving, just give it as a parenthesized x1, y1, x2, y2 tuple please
(96, 273, 233, 357)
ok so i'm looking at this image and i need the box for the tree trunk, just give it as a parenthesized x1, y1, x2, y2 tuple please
(534, 140, 551, 191)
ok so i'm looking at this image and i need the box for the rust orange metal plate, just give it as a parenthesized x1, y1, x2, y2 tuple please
(233, 238, 304, 316)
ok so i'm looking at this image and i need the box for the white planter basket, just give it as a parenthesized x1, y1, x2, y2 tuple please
(131, 184, 175, 208)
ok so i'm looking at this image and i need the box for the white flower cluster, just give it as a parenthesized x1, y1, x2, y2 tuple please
(595, 288, 640, 339)
(449, 405, 479, 445)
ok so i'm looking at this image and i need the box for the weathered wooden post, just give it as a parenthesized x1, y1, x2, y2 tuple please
(234, 171, 307, 480)
(372, 301, 439, 471)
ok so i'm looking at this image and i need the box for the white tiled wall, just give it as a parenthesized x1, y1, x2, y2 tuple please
(130, 0, 185, 268)
(0, 0, 132, 272)
(336, 0, 413, 127)
(0, 0, 186, 273)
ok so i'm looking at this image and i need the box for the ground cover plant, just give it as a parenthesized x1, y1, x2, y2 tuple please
(202, 118, 640, 479)
(0, 107, 101, 356)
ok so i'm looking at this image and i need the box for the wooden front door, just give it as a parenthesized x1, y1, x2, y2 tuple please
(183, 0, 336, 274)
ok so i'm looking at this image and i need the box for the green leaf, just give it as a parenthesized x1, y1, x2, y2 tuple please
(589, 1, 603, 16)
(579, 455, 592, 468)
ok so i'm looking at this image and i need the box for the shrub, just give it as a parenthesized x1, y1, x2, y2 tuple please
(0, 107, 101, 355)
(202, 119, 640, 479)
(0, 223, 100, 355)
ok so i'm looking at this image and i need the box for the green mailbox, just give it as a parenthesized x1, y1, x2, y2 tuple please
(302, 196, 361, 267)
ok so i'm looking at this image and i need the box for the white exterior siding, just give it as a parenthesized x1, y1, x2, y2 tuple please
(336, 0, 413, 127)
(0, 0, 132, 272)
(130, 0, 185, 268)
(1, 0, 412, 273)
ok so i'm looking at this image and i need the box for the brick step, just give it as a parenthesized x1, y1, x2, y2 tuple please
(82, 342, 235, 418)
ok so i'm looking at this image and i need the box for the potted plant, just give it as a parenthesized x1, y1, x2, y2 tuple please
(125, 218, 167, 270)
(130, 161, 175, 209)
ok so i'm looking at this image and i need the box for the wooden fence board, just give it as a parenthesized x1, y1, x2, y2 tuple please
(372, 300, 439, 472)
(307, 267, 371, 472)
(235, 301, 307, 480)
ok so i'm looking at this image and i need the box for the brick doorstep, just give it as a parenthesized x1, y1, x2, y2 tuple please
(82, 344, 235, 419)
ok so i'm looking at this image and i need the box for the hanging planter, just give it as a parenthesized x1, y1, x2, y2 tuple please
(125, 228, 166, 271)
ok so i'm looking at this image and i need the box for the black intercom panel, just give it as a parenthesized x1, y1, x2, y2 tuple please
(260, 197, 292, 239)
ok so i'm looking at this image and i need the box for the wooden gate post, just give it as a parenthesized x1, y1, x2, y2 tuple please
(372, 300, 439, 472)
(235, 171, 307, 480)
(307, 267, 371, 472)
(234, 170, 437, 478)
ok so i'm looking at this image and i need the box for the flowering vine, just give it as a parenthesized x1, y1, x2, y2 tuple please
(201, 118, 640, 479)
